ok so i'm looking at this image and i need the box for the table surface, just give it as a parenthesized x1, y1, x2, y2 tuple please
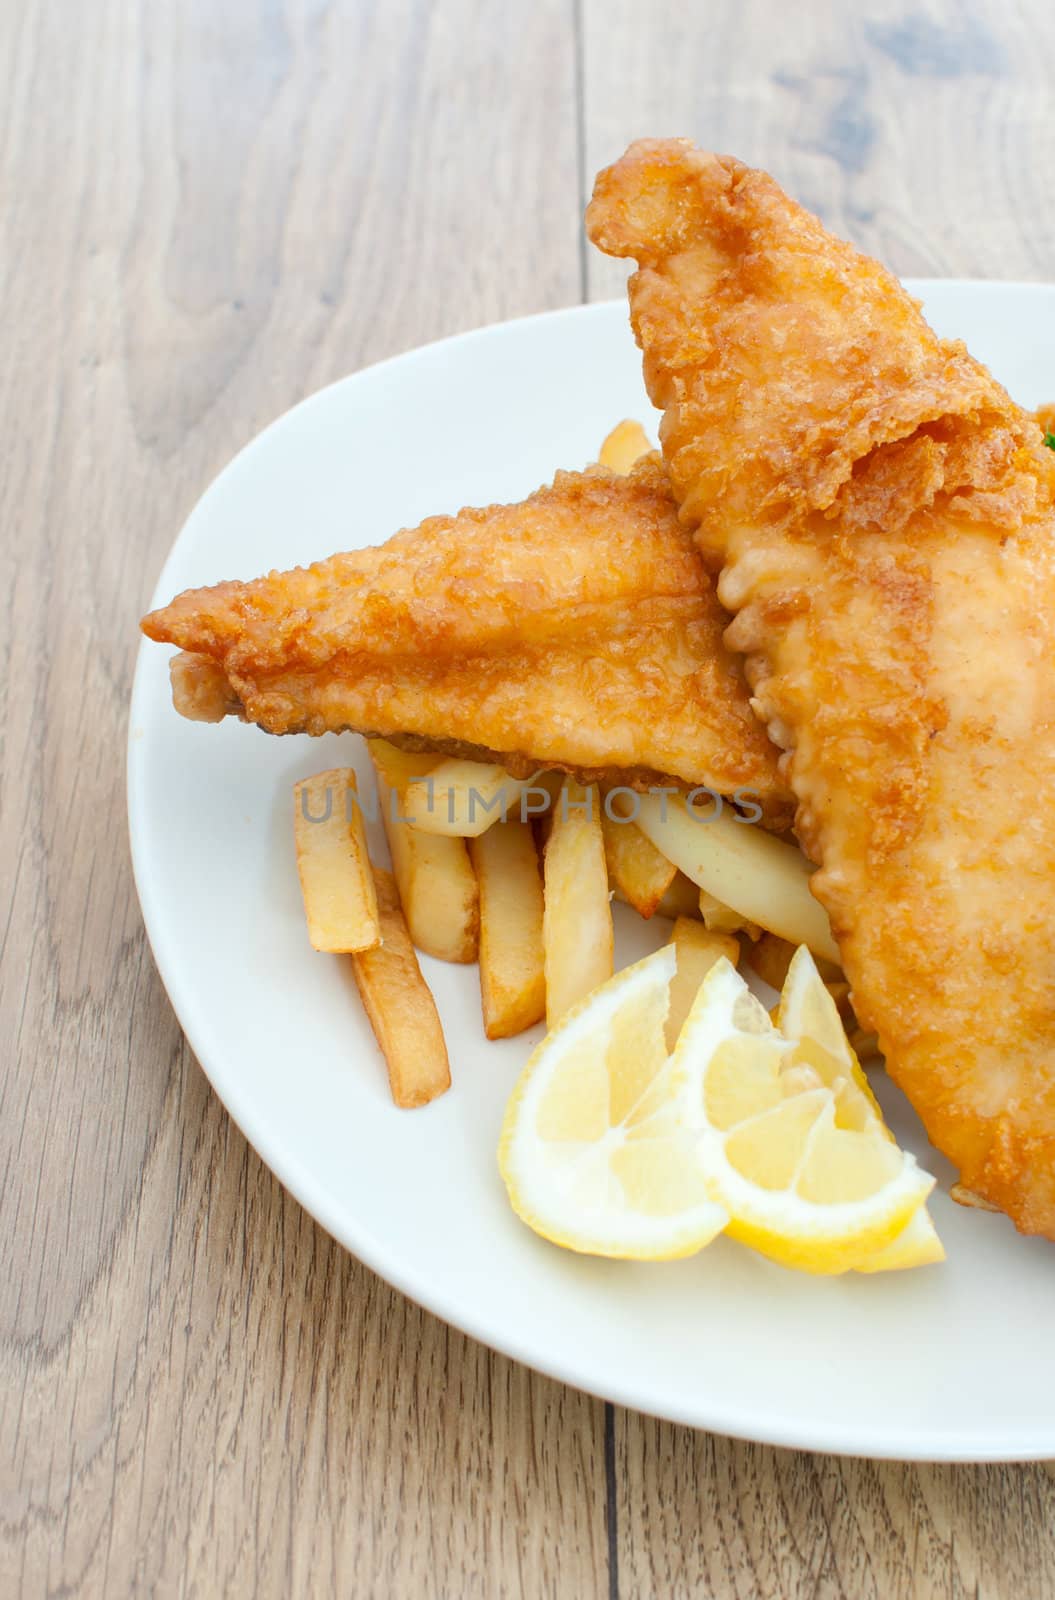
(4, 1, 1055, 1594)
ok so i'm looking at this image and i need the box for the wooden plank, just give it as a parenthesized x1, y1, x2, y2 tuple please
(584, 3, 1055, 1595)
(613, 1420, 1055, 1599)
(0, 0, 608, 1593)
(582, 0, 1055, 301)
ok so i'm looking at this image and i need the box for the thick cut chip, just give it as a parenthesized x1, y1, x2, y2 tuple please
(350, 868, 451, 1108)
(369, 741, 478, 963)
(542, 780, 614, 1026)
(469, 820, 546, 1039)
(293, 768, 381, 953)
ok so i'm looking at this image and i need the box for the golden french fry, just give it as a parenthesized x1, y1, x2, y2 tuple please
(367, 737, 440, 792)
(350, 868, 451, 1108)
(615, 871, 701, 919)
(293, 768, 380, 953)
(744, 930, 797, 992)
(543, 780, 613, 1026)
(950, 1183, 1002, 1213)
(469, 820, 546, 1039)
(634, 794, 840, 965)
(699, 889, 761, 940)
(529, 770, 564, 849)
(598, 419, 653, 474)
(536, 772, 565, 806)
(665, 918, 740, 1048)
(601, 804, 677, 918)
(652, 871, 703, 920)
(747, 929, 843, 994)
(850, 1027, 880, 1061)
(368, 742, 479, 963)
(403, 757, 535, 837)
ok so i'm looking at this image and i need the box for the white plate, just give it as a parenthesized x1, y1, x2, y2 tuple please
(128, 286, 1055, 1461)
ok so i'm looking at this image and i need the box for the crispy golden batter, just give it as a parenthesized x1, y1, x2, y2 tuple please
(589, 138, 1055, 1237)
(142, 457, 789, 813)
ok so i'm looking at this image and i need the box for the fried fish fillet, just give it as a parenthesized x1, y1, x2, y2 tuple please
(588, 138, 1055, 1236)
(142, 456, 788, 813)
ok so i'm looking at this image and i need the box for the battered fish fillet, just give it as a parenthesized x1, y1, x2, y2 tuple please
(142, 456, 788, 812)
(588, 138, 1055, 1236)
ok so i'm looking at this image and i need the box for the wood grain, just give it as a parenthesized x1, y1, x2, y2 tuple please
(4, 0, 1055, 1594)
(613, 1420, 1055, 1599)
(583, 0, 1055, 301)
(584, 3, 1055, 1596)
(0, 1, 607, 1595)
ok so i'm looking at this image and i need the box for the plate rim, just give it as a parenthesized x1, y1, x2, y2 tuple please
(128, 285, 1055, 1462)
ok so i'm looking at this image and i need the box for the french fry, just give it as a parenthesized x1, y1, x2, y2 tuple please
(614, 871, 701, 919)
(850, 1027, 880, 1061)
(350, 868, 451, 1108)
(529, 770, 564, 849)
(950, 1183, 1002, 1213)
(598, 419, 653, 474)
(699, 889, 761, 940)
(367, 738, 440, 792)
(634, 793, 840, 965)
(665, 918, 740, 1048)
(293, 769, 381, 953)
(537, 772, 565, 806)
(403, 757, 535, 837)
(468, 820, 546, 1039)
(744, 930, 798, 992)
(746, 930, 843, 995)
(543, 780, 613, 1026)
(653, 871, 703, 920)
(368, 741, 479, 963)
(601, 805, 677, 918)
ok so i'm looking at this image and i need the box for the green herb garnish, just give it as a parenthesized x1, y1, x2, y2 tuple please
(1045, 432, 1055, 451)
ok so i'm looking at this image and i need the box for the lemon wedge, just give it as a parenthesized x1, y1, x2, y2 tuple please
(777, 948, 944, 1272)
(499, 947, 728, 1259)
(675, 950, 938, 1274)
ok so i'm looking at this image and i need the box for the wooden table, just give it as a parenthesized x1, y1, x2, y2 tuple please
(5, 2, 1055, 1593)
